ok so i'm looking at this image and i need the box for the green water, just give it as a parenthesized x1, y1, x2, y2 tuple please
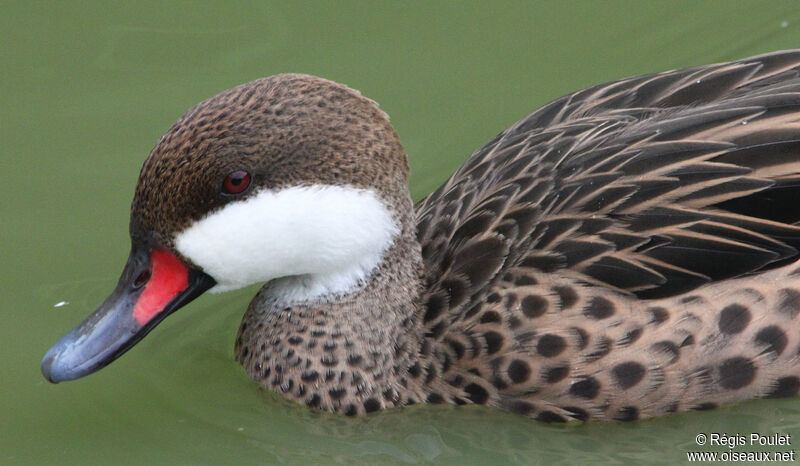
(5, 1, 800, 464)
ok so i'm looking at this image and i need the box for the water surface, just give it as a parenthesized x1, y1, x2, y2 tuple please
(5, 1, 800, 464)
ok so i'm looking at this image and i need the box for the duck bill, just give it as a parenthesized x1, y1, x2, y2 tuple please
(41, 243, 216, 383)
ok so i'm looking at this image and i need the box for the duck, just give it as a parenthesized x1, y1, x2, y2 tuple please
(41, 49, 800, 422)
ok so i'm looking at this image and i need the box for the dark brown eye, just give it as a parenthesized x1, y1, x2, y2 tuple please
(222, 170, 252, 195)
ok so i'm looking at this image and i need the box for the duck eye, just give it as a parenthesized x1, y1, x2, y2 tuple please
(222, 170, 252, 195)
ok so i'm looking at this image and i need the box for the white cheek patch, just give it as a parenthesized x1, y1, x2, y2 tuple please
(174, 185, 398, 301)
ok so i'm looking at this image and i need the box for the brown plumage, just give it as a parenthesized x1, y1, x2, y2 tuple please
(42, 50, 800, 422)
(235, 50, 800, 421)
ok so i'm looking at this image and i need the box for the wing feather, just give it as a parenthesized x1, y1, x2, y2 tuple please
(416, 50, 800, 336)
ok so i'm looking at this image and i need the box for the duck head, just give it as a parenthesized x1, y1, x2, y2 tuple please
(42, 74, 411, 383)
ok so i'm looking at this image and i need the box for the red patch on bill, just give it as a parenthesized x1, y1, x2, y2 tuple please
(133, 249, 189, 325)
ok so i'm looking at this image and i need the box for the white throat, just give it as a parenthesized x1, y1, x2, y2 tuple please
(174, 185, 398, 303)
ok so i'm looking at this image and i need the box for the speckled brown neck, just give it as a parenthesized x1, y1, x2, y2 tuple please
(233, 198, 441, 414)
